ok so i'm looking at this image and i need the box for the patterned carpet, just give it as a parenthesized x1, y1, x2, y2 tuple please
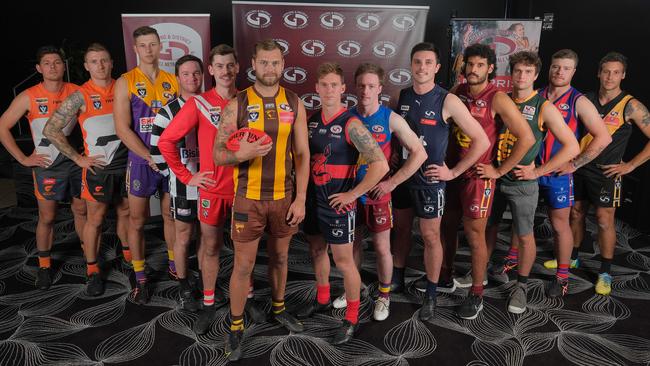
(0, 204, 649, 366)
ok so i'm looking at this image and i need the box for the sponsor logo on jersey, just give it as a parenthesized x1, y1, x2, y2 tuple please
(245, 10, 272, 28)
(139, 117, 155, 133)
(309, 122, 319, 129)
(372, 41, 397, 58)
(247, 104, 260, 111)
(279, 103, 293, 112)
(391, 14, 416, 31)
(558, 103, 570, 110)
(38, 104, 48, 114)
(248, 112, 260, 122)
(162, 82, 172, 90)
(330, 125, 343, 134)
(201, 199, 210, 208)
(336, 40, 362, 57)
(320, 12, 345, 30)
(301, 40, 326, 57)
(420, 118, 437, 126)
(283, 11, 309, 29)
(372, 125, 384, 133)
(356, 13, 380, 31)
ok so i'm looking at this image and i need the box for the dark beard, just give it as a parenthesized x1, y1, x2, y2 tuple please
(256, 73, 279, 87)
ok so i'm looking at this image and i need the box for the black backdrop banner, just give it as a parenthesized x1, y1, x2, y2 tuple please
(232, 2, 428, 110)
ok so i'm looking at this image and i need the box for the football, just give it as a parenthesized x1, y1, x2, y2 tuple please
(226, 127, 272, 151)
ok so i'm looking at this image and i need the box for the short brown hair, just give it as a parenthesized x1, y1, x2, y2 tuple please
(36, 45, 64, 64)
(317, 62, 344, 83)
(253, 39, 281, 58)
(509, 51, 542, 75)
(84, 42, 111, 62)
(599, 52, 627, 72)
(175, 54, 203, 76)
(133, 26, 159, 41)
(354, 63, 385, 86)
(210, 44, 238, 64)
(552, 49, 579, 67)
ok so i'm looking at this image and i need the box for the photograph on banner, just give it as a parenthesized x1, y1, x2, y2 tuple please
(121, 14, 212, 88)
(232, 2, 429, 109)
(449, 19, 542, 92)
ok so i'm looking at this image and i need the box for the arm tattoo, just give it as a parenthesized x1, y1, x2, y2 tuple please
(573, 145, 605, 169)
(349, 122, 383, 164)
(44, 91, 84, 160)
(626, 99, 650, 127)
(214, 102, 239, 165)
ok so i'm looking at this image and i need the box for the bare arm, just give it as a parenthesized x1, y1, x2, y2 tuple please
(478, 91, 535, 178)
(516, 102, 579, 179)
(330, 119, 389, 210)
(286, 101, 310, 225)
(570, 95, 612, 169)
(441, 93, 490, 178)
(601, 99, 650, 178)
(43, 91, 84, 162)
(114, 76, 154, 163)
(0, 92, 50, 167)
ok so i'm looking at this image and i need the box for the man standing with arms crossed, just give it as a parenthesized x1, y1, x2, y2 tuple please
(213, 39, 309, 361)
(150, 54, 204, 312)
(391, 42, 490, 321)
(0, 45, 87, 290)
(43, 43, 130, 296)
(570, 52, 650, 295)
(485, 51, 579, 313)
(537, 49, 611, 298)
(114, 26, 179, 304)
(442, 43, 535, 320)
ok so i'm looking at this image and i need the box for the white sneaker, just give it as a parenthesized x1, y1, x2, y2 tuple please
(333, 293, 347, 309)
(453, 270, 488, 289)
(373, 297, 390, 321)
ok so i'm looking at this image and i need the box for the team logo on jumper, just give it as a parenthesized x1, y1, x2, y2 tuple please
(558, 103, 570, 110)
(248, 112, 260, 122)
(372, 125, 384, 133)
(283, 11, 308, 29)
(38, 103, 48, 114)
(484, 188, 492, 197)
(301, 40, 326, 57)
(392, 14, 416, 31)
(372, 41, 397, 58)
(320, 12, 345, 30)
(274, 39, 290, 55)
(356, 13, 380, 31)
(336, 40, 362, 58)
(343, 94, 358, 108)
(245, 10, 271, 28)
(330, 125, 343, 134)
(279, 103, 293, 112)
(162, 82, 172, 90)
(246, 68, 256, 83)
(201, 199, 210, 208)
(301, 93, 322, 110)
(283, 67, 307, 84)
(476, 100, 487, 108)
(380, 94, 391, 105)
(137, 88, 147, 98)
(92, 100, 102, 110)
(388, 68, 411, 85)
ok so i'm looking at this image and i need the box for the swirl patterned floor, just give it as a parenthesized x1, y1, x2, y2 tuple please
(0, 205, 649, 366)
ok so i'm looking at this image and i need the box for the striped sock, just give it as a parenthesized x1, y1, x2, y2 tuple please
(132, 260, 146, 284)
(345, 299, 360, 324)
(203, 289, 215, 307)
(556, 263, 570, 281)
(167, 250, 176, 273)
(38, 251, 51, 268)
(272, 299, 285, 314)
(230, 313, 244, 332)
(506, 246, 519, 262)
(86, 261, 100, 276)
(316, 283, 330, 304)
(379, 282, 391, 300)
(121, 245, 132, 262)
(471, 284, 484, 297)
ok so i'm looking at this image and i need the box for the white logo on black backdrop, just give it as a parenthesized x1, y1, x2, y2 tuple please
(372, 41, 398, 58)
(245, 10, 272, 28)
(342, 94, 358, 108)
(301, 93, 322, 110)
(391, 14, 416, 31)
(388, 68, 412, 85)
(283, 67, 308, 84)
(356, 13, 381, 31)
(336, 40, 362, 57)
(320, 12, 345, 30)
(274, 39, 290, 55)
(301, 40, 326, 57)
(246, 67, 256, 83)
(283, 11, 309, 29)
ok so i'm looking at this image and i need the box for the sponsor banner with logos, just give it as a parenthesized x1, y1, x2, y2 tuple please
(121, 14, 212, 88)
(233, 2, 428, 109)
(449, 19, 542, 92)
